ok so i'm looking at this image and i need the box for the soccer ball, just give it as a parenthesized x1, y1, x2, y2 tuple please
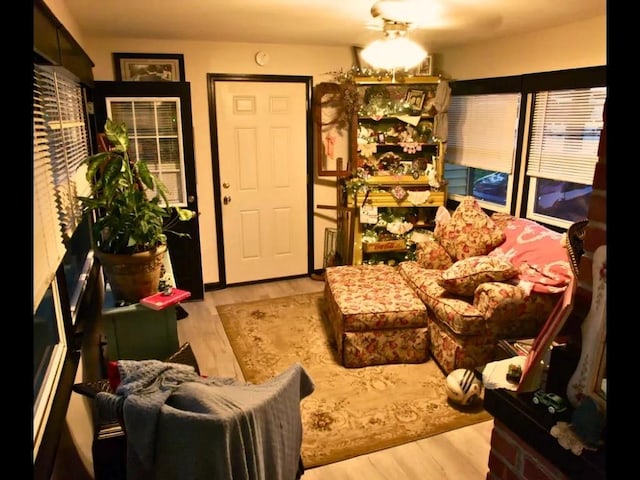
(445, 368, 483, 406)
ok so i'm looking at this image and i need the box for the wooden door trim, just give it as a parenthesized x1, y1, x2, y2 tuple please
(207, 74, 314, 288)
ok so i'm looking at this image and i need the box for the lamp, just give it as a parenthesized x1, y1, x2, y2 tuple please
(360, 21, 427, 70)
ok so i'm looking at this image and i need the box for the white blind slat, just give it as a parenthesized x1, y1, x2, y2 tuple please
(33, 75, 66, 308)
(526, 87, 606, 185)
(447, 93, 521, 173)
(34, 65, 90, 307)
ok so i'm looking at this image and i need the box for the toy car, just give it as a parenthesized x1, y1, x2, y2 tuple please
(532, 390, 568, 414)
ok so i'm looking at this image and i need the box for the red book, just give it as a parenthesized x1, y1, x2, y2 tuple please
(140, 288, 191, 310)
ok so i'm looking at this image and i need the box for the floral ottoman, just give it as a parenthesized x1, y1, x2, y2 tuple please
(324, 264, 429, 368)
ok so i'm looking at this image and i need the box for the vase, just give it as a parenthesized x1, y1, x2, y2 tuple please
(95, 244, 167, 304)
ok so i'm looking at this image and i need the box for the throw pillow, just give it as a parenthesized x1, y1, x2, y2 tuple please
(435, 196, 506, 261)
(415, 240, 454, 270)
(438, 256, 518, 296)
(433, 205, 451, 238)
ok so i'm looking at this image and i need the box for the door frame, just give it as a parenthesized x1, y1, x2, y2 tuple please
(207, 74, 314, 288)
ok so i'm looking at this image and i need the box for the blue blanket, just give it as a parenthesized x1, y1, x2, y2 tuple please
(96, 360, 314, 480)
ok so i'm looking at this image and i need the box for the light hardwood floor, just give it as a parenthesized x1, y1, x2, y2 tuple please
(177, 276, 494, 480)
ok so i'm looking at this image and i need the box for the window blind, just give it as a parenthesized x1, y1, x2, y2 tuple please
(36, 66, 91, 240)
(33, 65, 90, 309)
(526, 87, 606, 185)
(446, 93, 521, 173)
(33, 69, 67, 310)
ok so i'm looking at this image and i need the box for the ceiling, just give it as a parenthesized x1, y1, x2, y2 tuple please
(63, 0, 606, 52)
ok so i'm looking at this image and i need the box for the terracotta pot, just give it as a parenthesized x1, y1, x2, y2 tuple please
(95, 244, 167, 304)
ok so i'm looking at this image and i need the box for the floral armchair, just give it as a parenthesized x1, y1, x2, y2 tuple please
(397, 197, 576, 373)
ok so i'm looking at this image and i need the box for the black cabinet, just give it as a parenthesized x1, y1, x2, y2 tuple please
(484, 388, 606, 479)
(34, 0, 94, 85)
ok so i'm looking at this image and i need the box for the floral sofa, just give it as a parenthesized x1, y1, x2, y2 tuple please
(324, 196, 575, 373)
(398, 197, 574, 373)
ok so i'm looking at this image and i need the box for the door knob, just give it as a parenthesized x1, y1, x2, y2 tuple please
(223, 182, 230, 189)
(187, 194, 195, 203)
(223, 196, 232, 204)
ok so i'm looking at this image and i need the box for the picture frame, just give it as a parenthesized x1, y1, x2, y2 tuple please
(113, 53, 185, 82)
(352, 46, 373, 72)
(414, 55, 433, 76)
(517, 275, 576, 393)
(404, 89, 426, 111)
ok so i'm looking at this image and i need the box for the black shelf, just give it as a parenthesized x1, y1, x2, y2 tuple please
(484, 388, 606, 479)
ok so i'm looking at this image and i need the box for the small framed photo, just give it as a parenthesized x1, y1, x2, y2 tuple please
(414, 55, 433, 76)
(352, 46, 373, 72)
(405, 89, 426, 111)
(113, 53, 185, 82)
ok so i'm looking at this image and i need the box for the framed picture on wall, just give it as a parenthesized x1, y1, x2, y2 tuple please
(352, 46, 373, 71)
(413, 55, 433, 76)
(113, 53, 186, 82)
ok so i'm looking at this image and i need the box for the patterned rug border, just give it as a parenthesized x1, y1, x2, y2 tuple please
(217, 291, 492, 468)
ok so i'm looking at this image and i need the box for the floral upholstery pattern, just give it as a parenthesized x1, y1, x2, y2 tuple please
(342, 328, 429, 368)
(415, 240, 454, 270)
(324, 210, 566, 374)
(474, 282, 557, 338)
(398, 262, 487, 336)
(428, 320, 497, 373)
(438, 255, 518, 297)
(324, 265, 428, 368)
(398, 260, 558, 373)
(434, 196, 506, 261)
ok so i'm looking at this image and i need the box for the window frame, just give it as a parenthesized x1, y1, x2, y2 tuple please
(446, 74, 528, 214)
(446, 66, 606, 228)
(521, 68, 606, 227)
(32, 59, 96, 468)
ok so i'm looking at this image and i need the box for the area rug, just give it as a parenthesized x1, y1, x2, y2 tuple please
(217, 291, 491, 468)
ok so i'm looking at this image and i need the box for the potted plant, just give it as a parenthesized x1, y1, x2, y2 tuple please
(78, 118, 196, 303)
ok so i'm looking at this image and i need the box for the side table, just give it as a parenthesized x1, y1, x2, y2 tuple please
(483, 387, 606, 479)
(101, 285, 179, 362)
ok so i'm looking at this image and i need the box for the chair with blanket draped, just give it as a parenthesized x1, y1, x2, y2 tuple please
(74, 343, 314, 480)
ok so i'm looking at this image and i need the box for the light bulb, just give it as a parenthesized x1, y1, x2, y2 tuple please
(361, 35, 427, 70)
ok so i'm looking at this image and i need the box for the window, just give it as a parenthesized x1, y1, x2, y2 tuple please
(445, 67, 606, 228)
(525, 87, 606, 226)
(34, 65, 94, 319)
(446, 92, 521, 209)
(106, 98, 188, 206)
(35, 65, 91, 241)
(33, 63, 93, 458)
(33, 277, 67, 458)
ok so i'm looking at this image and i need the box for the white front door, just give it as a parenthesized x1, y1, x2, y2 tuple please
(215, 81, 308, 284)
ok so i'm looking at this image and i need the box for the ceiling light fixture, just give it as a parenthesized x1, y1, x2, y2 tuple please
(360, 21, 427, 71)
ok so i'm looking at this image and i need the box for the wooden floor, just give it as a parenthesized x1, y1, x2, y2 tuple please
(177, 276, 494, 480)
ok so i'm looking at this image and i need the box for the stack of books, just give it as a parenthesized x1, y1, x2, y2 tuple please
(498, 337, 567, 358)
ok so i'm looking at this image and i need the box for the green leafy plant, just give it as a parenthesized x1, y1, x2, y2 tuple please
(78, 118, 195, 254)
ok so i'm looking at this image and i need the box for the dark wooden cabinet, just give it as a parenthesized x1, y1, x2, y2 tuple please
(34, 0, 94, 85)
(484, 387, 606, 479)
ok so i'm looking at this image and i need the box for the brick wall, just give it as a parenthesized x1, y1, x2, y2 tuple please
(487, 420, 569, 480)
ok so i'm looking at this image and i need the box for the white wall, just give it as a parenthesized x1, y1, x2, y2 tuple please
(439, 16, 606, 79)
(44, 0, 606, 286)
